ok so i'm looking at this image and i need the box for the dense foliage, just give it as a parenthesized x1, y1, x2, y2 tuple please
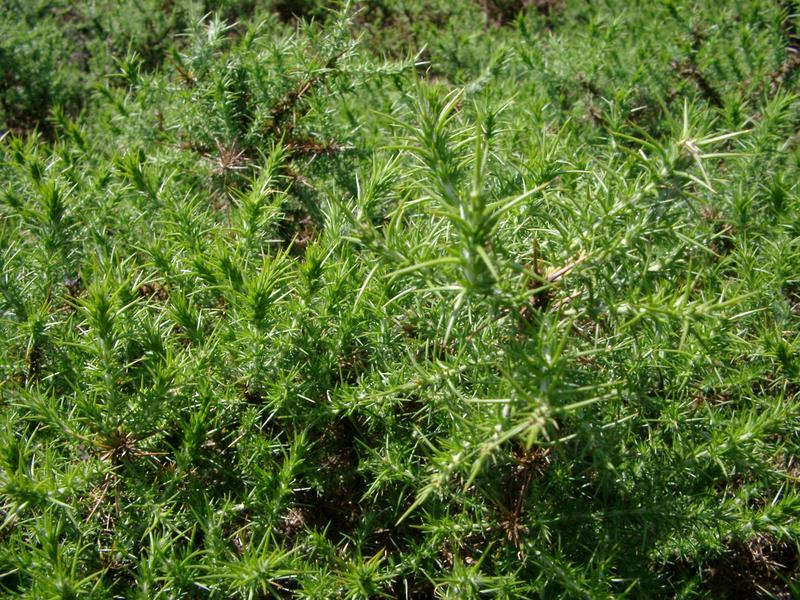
(1, 0, 799, 597)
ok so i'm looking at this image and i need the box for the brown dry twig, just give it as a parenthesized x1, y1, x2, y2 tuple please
(521, 240, 587, 316)
(205, 139, 249, 176)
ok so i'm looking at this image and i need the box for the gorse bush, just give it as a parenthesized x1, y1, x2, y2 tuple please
(1, 0, 799, 598)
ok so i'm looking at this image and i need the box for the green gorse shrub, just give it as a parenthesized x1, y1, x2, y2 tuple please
(1, 0, 799, 597)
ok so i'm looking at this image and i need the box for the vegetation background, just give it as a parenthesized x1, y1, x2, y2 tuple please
(1, 0, 799, 597)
